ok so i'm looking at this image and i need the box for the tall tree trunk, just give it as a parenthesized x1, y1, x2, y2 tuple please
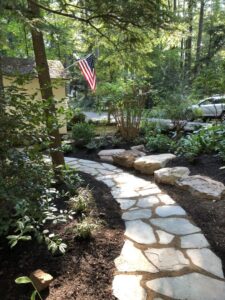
(194, 0, 205, 74)
(0, 55, 4, 99)
(174, 0, 177, 12)
(27, 0, 65, 167)
(184, 0, 194, 80)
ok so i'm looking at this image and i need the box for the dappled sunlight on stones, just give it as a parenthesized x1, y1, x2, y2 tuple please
(146, 273, 225, 300)
(150, 218, 200, 235)
(137, 196, 159, 208)
(122, 209, 152, 220)
(115, 240, 158, 273)
(156, 230, 174, 244)
(113, 275, 147, 300)
(155, 205, 186, 217)
(180, 233, 209, 249)
(157, 194, 175, 205)
(125, 220, 156, 244)
(186, 248, 224, 278)
(145, 248, 190, 271)
(116, 199, 136, 210)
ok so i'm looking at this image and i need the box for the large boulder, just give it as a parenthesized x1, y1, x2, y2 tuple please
(98, 149, 125, 162)
(134, 154, 176, 175)
(130, 145, 147, 153)
(177, 175, 225, 200)
(154, 167, 190, 185)
(113, 150, 146, 168)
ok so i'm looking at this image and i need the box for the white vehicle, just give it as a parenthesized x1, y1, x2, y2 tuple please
(191, 95, 225, 120)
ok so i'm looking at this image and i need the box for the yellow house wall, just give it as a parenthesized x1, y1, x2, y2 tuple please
(3, 76, 67, 134)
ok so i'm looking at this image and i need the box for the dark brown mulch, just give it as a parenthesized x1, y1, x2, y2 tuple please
(70, 149, 225, 275)
(160, 154, 225, 274)
(0, 172, 124, 300)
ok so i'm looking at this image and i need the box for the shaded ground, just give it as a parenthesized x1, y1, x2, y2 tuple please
(0, 172, 124, 300)
(71, 145, 225, 274)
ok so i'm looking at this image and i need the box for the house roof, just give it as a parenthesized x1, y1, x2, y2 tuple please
(1, 57, 69, 79)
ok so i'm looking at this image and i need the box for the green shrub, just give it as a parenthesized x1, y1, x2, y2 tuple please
(176, 124, 225, 160)
(61, 143, 73, 154)
(146, 134, 175, 153)
(0, 84, 82, 254)
(74, 217, 99, 239)
(68, 108, 86, 130)
(72, 122, 95, 146)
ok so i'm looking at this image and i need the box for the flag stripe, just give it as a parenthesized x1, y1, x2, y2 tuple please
(77, 53, 96, 91)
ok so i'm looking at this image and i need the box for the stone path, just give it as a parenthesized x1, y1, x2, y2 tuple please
(65, 157, 225, 300)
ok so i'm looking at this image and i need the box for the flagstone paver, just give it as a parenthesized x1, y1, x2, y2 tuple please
(64, 157, 225, 300)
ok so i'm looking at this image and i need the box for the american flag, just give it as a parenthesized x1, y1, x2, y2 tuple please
(77, 53, 96, 91)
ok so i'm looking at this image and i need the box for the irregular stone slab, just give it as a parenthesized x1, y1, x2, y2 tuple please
(99, 155, 113, 162)
(146, 273, 225, 300)
(100, 178, 115, 188)
(78, 166, 99, 176)
(98, 149, 126, 156)
(64, 157, 79, 163)
(177, 175, 225, 200)
(122, 209, 152, 220)
(116, 199, 136, 210)
(113, 150, 146, 168)
(125, 220, 156, 244)
(145, 248, 190, 271)
(187, 249, 224, 278)
(131, 144, 146, 152)
(181, 233, 209, 249)
(101, 163, 118, 170)
(157, 194, 175, 205)
(115, 240, 158, 273)
(111, 187, 139, 198)
(137, 196, 159, 208)
(98, 149, 125, 162)
(156, 230, 174, 244)
(150, 218, 200, 235)
(134, 154, 176, 175)
(113, 275, 147, 300)
(138, 187, 162, 196)
(113, 173, 150, 190)
(154, 167, 190, 185)
(155, 205, 186, 217)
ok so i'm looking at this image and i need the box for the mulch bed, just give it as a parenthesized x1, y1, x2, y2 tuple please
(71, 144, 225, 274)
(0, 172, 124, 300)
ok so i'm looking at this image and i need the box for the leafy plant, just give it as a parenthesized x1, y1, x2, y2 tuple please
(73, 217, 99, 239)
(146, 134, 175, 153)
(176, 124, 225, 160)
(61, 143, 73, 154)
(72, 122, 95, 146)
(15, 276, 43, 300)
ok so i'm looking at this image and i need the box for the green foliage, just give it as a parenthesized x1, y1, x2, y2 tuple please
(61, 143, 73, 154)
(146, 134, 175, 153)
(68, 108, 86, 130)
(73, 217, 99, 240)
(177, 124, 225, 160)
(72, 122, 95, 146)
(97, 79, 148, 140)
(15, 276, 43, 300)
(68, 187, 93, 214)
(0, 84, 81, 253)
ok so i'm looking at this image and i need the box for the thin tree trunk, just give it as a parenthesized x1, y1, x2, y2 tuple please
(27, 0, 64, 167)
(174, 0, 177, 12)
(194, 0, 205, 74)
(0, 55, 4, 95)
(184, 0, 194, 80)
